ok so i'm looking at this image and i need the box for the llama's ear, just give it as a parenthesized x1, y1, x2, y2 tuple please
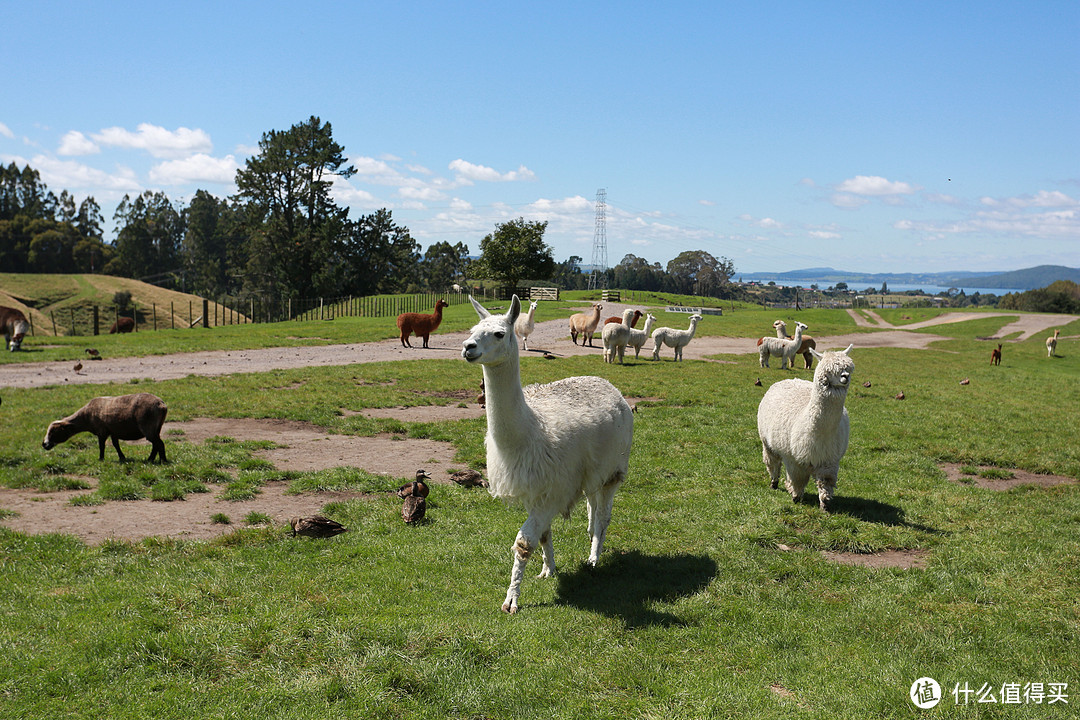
(842, 344, 854, 355)
(469, 295, 490, 319)
(507, 295, 521, 324)
(810, 348, 824, 359)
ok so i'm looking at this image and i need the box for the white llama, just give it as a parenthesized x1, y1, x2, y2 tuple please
(651, 313, 702, 361)
(627, 314, 657, 359)
(462, 296, 634, 614)
(601, 308, 636, 364)
(1047, 329, 1060, 358)
(757, 345, 854, 511)
(515, 300, 539, 350)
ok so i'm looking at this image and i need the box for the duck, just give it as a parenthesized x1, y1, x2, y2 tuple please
(959, 378, 970, 385)
(895, 391, 906, 400)
(397, 469, 431, 498)
(73, 361, 83, 374)
(402, 494, 427, 523)
(290, 515, 348, 538)
(754, 378, 762, 386)
(449, 468, 486, 488)
(862, 380, 872, 388)
(476, 380, 485, 407)
(85, 348, 101, 359)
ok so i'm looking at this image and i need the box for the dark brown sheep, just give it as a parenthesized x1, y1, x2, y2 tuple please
(42, 393, 168, 462)
(109, 317, 135, 334)
(396, 299, 448, 348)
(1, 305, 30, 351)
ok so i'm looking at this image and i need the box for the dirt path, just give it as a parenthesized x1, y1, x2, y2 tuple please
(8, 303, 1071, 390)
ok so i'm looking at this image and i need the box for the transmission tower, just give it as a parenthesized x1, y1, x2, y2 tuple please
(587, 188, 607, 290)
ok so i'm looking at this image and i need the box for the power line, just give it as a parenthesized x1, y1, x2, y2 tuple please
(587, 188, 607, 290)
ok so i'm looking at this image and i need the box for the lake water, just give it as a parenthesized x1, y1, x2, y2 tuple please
(746, 280, 1023, 296)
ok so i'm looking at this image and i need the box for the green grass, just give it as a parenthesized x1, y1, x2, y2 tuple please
(1, 308, 1079, 718)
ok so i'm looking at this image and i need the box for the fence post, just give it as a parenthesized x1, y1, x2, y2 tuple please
(153, 304, 157, 331)
(70, 307, 76, 336)
(93, 305, 99, 335)
(202, 299, 209, 328)
(51, 311, 57, 337)
(171, 302, 175, 330)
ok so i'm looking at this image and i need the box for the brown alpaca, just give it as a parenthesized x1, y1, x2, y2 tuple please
(569, 303, 603, 346)
(109, 317, 135, 333)
(397, 299, 448, 348)
(990, 344, 1002, 366)
(1046, 329, 1060, 358)
(604, 309, 642, 328)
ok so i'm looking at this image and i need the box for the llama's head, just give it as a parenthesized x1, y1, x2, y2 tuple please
(8, 319, 28, 351)
(435, 299, 449, 310)
(462, 295, 520, 367)
(773, 320, 786, 330)
(810, 344, 854, 394)
(794, 321, 807, 332)
(529, 301, 538, 312)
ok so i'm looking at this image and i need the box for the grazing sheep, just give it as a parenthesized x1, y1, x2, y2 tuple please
(627, 314, 657, 359)
(462, 295, 634, 613)
(601, 308, 636, 364)
(757, 345, 854, 511)
(569, 303, 603, 346)
(651, 313, 702, 361)
(758, 319, 816, 369)
(604, 309, 642, 327)
(990, 343, 1002, 366)
(1047, 329, 1060, 358)
(1, 306, 30, 351)
(42, 393, 168, 463)
(397, 299, 448, 348)
(109, 317, 135, 334)
(515, 300, 539, 350)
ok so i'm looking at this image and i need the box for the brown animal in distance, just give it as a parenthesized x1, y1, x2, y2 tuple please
(990, 343, 1002, 366)
(109, 317, 135, 333)
(42, 393, 168, 463)
(397, 299, 448, 348)
(1, 305, 31, 351)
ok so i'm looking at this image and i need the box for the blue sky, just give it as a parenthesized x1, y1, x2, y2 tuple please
(2, 1, 1077, 275)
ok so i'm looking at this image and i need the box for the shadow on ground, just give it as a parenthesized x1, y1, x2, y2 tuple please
(554, 549, 717, 628)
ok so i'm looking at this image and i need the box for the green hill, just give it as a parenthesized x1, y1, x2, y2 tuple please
(0, 273, 232, 336)
(963, 265, 1080, 290)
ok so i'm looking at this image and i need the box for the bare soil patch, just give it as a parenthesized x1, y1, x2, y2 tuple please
(820, 549, 930, 570)
(939, 462, 1077, 491)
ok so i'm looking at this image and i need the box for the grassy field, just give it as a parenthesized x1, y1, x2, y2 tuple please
(1, 305, 1079, 718)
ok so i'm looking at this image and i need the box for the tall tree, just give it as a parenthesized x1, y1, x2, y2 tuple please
(421, 240, 470, 291)
(109, 191, 184, 282)
(234, 116, 355, 297)
(472, 218, 555, 290)
(336, 209, 420, 295)
(184, 190, 247, 296)
(666, 250, 735, 297)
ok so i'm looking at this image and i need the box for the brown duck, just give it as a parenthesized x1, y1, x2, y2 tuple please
(397, 469, 431, 498)
(402, 495, 426, 523)
(290, 515, 348, 538)
(449, 468, 486, 488)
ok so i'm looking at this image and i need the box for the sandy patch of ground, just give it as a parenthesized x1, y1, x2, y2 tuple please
(778, 542, 929, 569)
(939, 462, 1077, 491)
(848, 308, 1077, 341)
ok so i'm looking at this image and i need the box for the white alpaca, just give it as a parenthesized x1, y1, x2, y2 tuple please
(601, 308, 635, 364)
(760, 321, 806, 369)
(462, 296, 634, 614)
(627, 314, 657, 359)
(757, 345, 854, 511)
(650, 313, 702, 361)
(1047, 329, 1060, 358)
(515, 300, 539, 350)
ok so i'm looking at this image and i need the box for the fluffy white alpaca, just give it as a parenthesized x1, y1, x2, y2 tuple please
(601, 308, 636, 364)
(1047, 329, 1060, 358)
(757, 345, 854, 511)
(760, 321, 806, 369)
(627, 313, 657, 359)
(515, 300, 539, 350)
(650, 313, 702, 361)
(779, 321, 807, 369)
(462, 296, 634, 614)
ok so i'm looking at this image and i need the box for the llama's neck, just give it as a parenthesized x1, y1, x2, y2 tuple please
(790, 326, 803, 345)
(805, 385, 846, 426)
(687, 319, 699, 339)
(481, 356, 538, 446)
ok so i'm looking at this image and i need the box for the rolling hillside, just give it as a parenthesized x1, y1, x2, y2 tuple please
(0, 273, 238, 337)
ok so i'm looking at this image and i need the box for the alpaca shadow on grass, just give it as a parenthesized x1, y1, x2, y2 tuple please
(828, 495, 942, 535)
(554, 550, 717, 629)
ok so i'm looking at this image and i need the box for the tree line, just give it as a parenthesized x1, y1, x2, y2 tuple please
(1, 115, 737, 301)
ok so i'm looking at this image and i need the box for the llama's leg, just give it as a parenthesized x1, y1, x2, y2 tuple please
(762, 444, 782, 489)
(422, 333, 430, 349)
(537, 526, 556, 579)
(652, 344, 660, 361)
(783, 461, 810, 502)
(503, 510, 557, 614)
(760, 347, 769, 368)
(815, 470, 837, 511)
(586, 471, 623, 565)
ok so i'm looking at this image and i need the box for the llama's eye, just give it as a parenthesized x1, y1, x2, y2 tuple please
(494, 332, 505, 339)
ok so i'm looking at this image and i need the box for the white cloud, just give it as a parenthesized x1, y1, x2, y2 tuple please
(809, 230, 841, 239)
(57, 131, 99, 156)
(699, 199, 716, 206)
(528, 195, 591, 213)
(7, 153, 141, 193)
(830, 193, 870, 209)
(448, 159, 536, 183)
(92, 123, 213, 158)
(737, 214, 782, 229)
(1002, 190, 1078, 209)
(836, 175, 918, 196)
(0, 122, 14, 139)
(148, 153, 238, 185)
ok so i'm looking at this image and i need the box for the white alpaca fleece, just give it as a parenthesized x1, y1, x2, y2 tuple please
(462, 295, 634, 614)
(651, 314, 702, 361)
(778, 322, 807, 369)
(757, 344, 853, 511)
(627, 314, 657, 359)
(601, 308, 635, 363)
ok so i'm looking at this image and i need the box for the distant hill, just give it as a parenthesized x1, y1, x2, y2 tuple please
(0, 273, 229, 336)
(961, 265, 1080, 290)
(742, 265, 1079, 291)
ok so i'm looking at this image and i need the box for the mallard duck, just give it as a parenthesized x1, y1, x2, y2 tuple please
(397, 469, 431, 498)
(862, 381, 872, 388)
(85, 348, 101, 359)
(895, 391, 905, 400)
(449, 468, 486, 488)
(73, 361, 83, 373)
(477, 380, 485, 407)
(754, 378, 762, 386)
(402, 495, 426, 523)
(959, 378, 970, 385)
(290, 515, 348, 538)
